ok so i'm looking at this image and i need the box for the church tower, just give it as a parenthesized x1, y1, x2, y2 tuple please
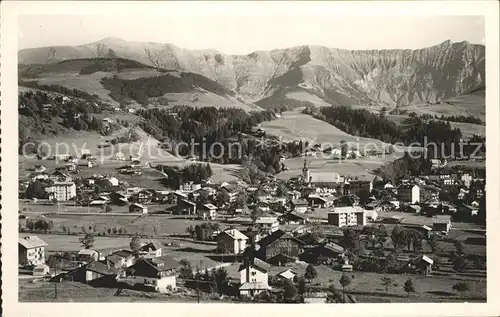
(302, 157, 310, 183)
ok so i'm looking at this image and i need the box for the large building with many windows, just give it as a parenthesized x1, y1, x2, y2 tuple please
(328, 206, 366, 227)
(19, 236, 48, 266)
(46, 181, 76, 201)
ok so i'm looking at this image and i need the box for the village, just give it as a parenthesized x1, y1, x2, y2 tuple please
(18, 140, 487, 303)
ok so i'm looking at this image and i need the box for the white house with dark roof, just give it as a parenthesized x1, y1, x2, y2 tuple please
(19, 236, 48, 266)
(216, 229, 248, 254)
(239, 258, 271, 297)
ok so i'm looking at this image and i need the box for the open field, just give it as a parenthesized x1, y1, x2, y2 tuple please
(19, 280, 230, 302)
(279, 155, 399, 181)
(259, 110, 391, 149)
(223, 263, 485, 302)
(401, 91, 485, 122)
(386, 115, 485, 138)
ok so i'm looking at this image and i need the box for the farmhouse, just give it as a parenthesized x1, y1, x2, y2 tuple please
(49, 171, 72, 182)
(216, 229, 248, 254)
(256, 229, 305, 266)
(19, 236, 47, 266)
(238, 258, 271, 297)
(433, 215, 452, 233)
(198, 203, 218, 220)
(291, 199, 309, 213)
(129, 203, 148, 214)
(77, 249, 100, 262)
(255, 217, 279, 231)
(107, 250, 136, 269)
(117, 255, 179, 293)
(139, 240, 164, 258)
(276, 269, 298, 282)
(398, 184, 420, 204)
(179, 181, 201, 193)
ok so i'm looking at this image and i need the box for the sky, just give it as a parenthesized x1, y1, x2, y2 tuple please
(18, 14, 485, 54)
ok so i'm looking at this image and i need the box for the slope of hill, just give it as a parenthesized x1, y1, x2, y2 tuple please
(19, 58, 257, 111)
(19, 38, 485, 111)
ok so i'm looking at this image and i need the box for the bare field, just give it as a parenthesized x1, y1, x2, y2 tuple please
(259, 110, 390, 149)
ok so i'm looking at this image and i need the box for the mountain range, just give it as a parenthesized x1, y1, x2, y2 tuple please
(19, 37, 485, 110)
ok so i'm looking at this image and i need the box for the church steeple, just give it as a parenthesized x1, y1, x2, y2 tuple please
(302, 157, 310, 183)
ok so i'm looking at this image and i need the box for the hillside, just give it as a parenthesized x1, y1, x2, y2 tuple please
(19, 38, 485, 111)
(19, 58, 259, 111)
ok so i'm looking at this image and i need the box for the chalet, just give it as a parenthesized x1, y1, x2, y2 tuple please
(220, 183, 241, 202)
(238, 258, 271, 297)
(134, 190, 154, 204)
(139, 240, 164, 258)
(34, 165, 47, 173)
(49, 171, 72, 182)
(107, 177, 120, 187)
(179, 182, 201, 193)
(129, 203, 148, 214)
(307, 195, 330, 208)
(54, 154, 71, 161)
(457, 204, 478, 217)
(344, 180, 373, 198)
(126, 187, 142, 196)
(291, 199, 309, 213)
(410, 255, 434, 275)
(177, 199, 197, 215)
(398, 184, 420, 204)
(117, 255, 179, 293)
(216, 229, 248, 254)
(364, 209, 378, 222)
(69, 260, 119, 284)
(256, 229, 305, 266)
(33, 264, 50, 277)
(275, 269, 298, 282)
(287, 190, 302, 200)
(403, 224, 433, 239)
(115, 152, 126, 160)
(433, 215, 452, 233)
(327, 206, 366, 227)
(281, 212, 309, 225)
(76, 249, 100, 262)
(255, 217, 279, 231)
(107, 249, 136, 269)
(110, 191, 129, 205)
(198, 203, 218, 220)
(302, 242, 345, 265)
(19, 236, 47, 266)
(406, 205, 422, 213)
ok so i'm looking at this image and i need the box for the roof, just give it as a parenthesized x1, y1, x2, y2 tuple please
(408, 205, 422, 211)
(256, 217, 278, 225)
(78, 249, 98, 255)
(329, 206, 365, 214)
(398, 184, 419, 189)
(292, 199, 309, 206)
(141, 240, 164, 251)
(324, 242, 345, 254)
(414, 255, 434, 265)
(433, 215, 451, 224)
(202, 203, 217, 210)
(110, 249, 134, 259)
(239, 282, 270, 290)
(19, 236, 47, 249)
(238, 258, 271, 273)
(308, 172, 343, 183)
(145, 255, 180, 271)
(85, 261, 118, 275)
(287, 212, 309, 220)
(257, 229, 305, 249)
(130, 203, 147, 209)
(276, 269, 297, 279)
(221, 229, 248, 241)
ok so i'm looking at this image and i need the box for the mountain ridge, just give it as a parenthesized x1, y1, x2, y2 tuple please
(19, 38, 485, 109)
